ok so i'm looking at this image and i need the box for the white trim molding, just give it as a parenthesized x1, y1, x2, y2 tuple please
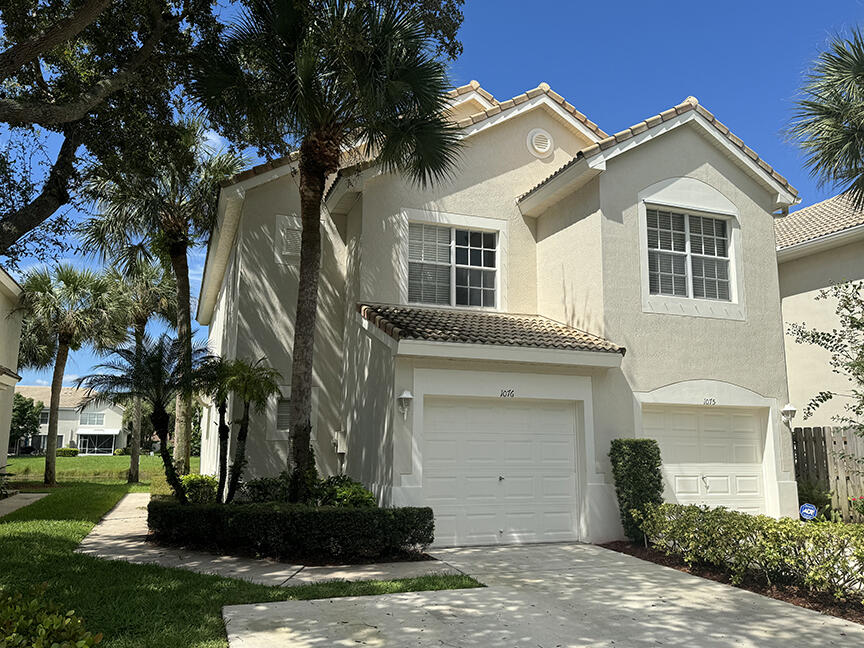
(637, 177, 746, 321)
(396, 339, 623, 369)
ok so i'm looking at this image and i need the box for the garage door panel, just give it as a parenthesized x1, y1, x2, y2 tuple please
(423, 396, 579, 546)
(643, 405, 766, 514)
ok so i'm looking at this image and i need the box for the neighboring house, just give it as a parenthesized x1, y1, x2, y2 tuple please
(12, 386, 126, 455)
(0, 267, 23, 469)
(777, 193, 864, 429)
(197, 81, 800, 545)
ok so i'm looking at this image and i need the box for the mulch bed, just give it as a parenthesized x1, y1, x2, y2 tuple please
(600, 541, 864, 625)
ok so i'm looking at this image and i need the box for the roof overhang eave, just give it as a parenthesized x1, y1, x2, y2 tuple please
(518, 156, 605, 217)
(395, 339, 624, 368)
(777, 221, 864, 263)
(196, 184, 246, 326)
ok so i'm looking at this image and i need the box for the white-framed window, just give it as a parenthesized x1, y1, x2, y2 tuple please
(646, 207, 730, 302)
(79, 412, 104, 426)
(407, 222, 497, 308)
(39, 410, 48, 425)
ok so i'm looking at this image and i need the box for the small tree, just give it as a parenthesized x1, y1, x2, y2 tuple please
(788, 281, 864, 437)
(223, 359, 282, 504)
(9, 393, 42, 451)
(17, 264, 127, 484)
(196, 356, 234, 501)
(78, 334, 209, 503)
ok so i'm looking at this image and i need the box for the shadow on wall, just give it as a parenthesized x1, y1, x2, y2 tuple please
(229, 207, 347, 479)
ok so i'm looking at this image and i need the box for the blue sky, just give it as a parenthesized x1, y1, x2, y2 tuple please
(15, 0, 864, 386)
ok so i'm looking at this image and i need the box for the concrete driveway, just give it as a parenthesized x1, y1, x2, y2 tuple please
(223, 543, 864, 647)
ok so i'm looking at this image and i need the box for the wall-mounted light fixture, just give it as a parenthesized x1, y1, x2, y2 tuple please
(781, 403, 797, 426)
(397, 390, 414, 420)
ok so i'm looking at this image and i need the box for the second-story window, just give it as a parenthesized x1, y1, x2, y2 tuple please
(79, 412, 105, 426)
(408, 222, 497, 308)
(647, 207, 730, 301)
(39, 410, 49, 425)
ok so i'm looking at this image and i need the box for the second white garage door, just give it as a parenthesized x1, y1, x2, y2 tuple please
(642, 405, 766, 514)
(423, 396, 579, 547)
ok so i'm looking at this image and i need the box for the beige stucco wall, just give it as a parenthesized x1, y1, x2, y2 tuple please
(212, 174, 347, 479)
(536, 177, 604, 334)
(597, 126, 789, 400)
(779, 238, 864, 428)
(353, 108, 595, 315)
(0, 279, 22, 468)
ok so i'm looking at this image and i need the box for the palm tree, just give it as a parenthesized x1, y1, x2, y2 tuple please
(223, 358, 282, 503)
(195, 355, 235, 500)
(78, 334, 209, 503)
(791, 27, 864, 206)
(109, 264, 177, 483)
(190, 0, 460, 498)
(81, 121, 245, 475)
(17, 264, 127, 485)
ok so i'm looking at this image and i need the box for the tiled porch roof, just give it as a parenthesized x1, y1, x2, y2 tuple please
(358, 303, 624, 355)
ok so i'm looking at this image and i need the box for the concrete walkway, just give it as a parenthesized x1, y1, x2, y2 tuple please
(0, 492, 47, 517)
(223, 543, 864, 647)
(77, 493, 459, 586)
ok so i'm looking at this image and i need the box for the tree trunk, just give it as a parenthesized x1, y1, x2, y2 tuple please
(151, 406, 186, 504)
(44, 340, 69, 485)
(128, 325, 144, 483)
(216, 399, 229, 502)
(0, 131, 78, 255)
(168, 241, 192, 475)
(0, 0, 112, 80)
(287, 155, 327, 501)
(224, 401, 250, 504)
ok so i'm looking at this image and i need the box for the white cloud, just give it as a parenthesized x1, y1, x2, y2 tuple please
(62, 374, 79, 386)
(34, 378, 49, 386)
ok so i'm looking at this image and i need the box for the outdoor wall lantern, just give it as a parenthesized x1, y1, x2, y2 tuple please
(781, 403, 797, 426)
(397, 390, 414, 420)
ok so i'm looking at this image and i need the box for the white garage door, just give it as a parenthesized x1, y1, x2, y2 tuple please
(423, 396, 579, 547)
(642, 406, 766, 514)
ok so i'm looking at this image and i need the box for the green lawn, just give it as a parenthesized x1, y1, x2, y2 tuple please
(7, 455, 201, 482)
(0, 480, 479, 647)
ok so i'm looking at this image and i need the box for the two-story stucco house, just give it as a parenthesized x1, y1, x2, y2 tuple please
(0, 266, 23, 469)
(197, 81, 800, 545)
(12, 386, 126, 455)
(778, 194, 864, 429)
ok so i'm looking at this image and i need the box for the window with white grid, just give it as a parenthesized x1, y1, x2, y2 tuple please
(79, 412, 104, 426)
(646, 207, 730, 301)
(276, 398, 291, 431)
(408, 223, 497, 308)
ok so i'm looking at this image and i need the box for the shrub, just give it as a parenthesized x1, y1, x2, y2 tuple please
(242, 472, 292, 503)
(608, 438, 663, 541)
(635, 503, 864, 599)
(148, 498, 434, 561)
(113, 447, 129, 456)
(56, 448, 79, 457)
(797, 478, 834, 519)
(181, 474, 218, 504)
(242, 472, 376, 507)
(0, 588, 102, 646)
(318, 475, 376, 508)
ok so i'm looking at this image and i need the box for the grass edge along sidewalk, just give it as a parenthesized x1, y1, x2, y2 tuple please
(0, 481, 480, 648)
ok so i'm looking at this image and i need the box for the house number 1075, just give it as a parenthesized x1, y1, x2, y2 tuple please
(500, 389, 515, 398)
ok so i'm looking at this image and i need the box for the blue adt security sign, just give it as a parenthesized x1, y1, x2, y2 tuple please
(800, 503, 818, 520)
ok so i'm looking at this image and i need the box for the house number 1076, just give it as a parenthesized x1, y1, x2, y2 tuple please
(500, 389, 515, 398)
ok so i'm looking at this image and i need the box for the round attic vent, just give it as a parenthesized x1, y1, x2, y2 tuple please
(527, 128, 553, 158)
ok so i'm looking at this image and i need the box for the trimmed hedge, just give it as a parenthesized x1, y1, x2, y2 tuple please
(56, 448, 79, 457)
(147, 497, 434, 561)
(635, 503, 864, 599)
(609, 438, 663, 541)
(180, 474, 217, 504)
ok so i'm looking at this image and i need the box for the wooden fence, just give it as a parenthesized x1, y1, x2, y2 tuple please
(792, 426, 864, 521)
